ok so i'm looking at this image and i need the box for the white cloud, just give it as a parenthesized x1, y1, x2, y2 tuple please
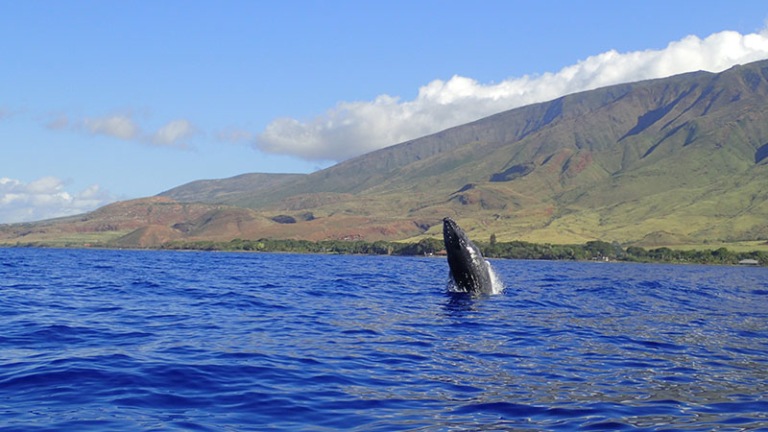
(83, 114, 140, 140)
(0, 176, 115, 223)
(150, 119, 195, 148)
(76, 114, 196, 149)
(255, 28, 768, 162)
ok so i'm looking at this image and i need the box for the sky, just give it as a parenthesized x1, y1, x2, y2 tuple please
(2, 1, 768, 223)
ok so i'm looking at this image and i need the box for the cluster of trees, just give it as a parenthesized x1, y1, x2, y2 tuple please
(484, 240, 767, 265)
(161, 237, 444, 256)
(159, 237, 766, 266)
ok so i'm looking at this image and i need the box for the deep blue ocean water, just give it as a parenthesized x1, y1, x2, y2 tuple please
(1, 247, 767, 431)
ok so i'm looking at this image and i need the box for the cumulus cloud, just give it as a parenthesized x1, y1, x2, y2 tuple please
(0, 176, 115, 223)
(256, 28, 768, 162)
(84, 114, 140, 140)
(150, 119, 195, 148)
(76, 114, 196, 149)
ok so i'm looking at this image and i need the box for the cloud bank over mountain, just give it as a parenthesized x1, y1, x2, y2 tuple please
(0, 177, 115, 223)
(255, 29, 768, 162)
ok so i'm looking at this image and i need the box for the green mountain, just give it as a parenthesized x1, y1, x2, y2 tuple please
(159, 173, 305, 204)
(4, 60, 768, 248)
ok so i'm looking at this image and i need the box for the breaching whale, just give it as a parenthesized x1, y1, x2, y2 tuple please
(442, 217, 494, 294)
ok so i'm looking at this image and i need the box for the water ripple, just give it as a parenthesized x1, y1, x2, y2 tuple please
(1, 249, 766, 430)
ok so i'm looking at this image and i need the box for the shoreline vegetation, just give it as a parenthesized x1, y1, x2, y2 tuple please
(5, 237, 768, 266)
(166, 238, 768, 266)
(9, 238, 765, 266)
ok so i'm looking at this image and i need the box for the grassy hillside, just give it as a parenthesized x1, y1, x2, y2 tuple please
(158, 173, 305, 203)
(3, 60, 768, 249)
(218, 61, 768, 246)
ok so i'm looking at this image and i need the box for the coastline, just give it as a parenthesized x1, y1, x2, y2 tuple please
(3, 238, 765, 267)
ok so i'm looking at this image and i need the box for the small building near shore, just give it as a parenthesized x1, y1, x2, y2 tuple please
(738, 259, 760, 266)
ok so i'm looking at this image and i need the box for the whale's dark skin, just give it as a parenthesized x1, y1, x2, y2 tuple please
(442, 217, 493, 294)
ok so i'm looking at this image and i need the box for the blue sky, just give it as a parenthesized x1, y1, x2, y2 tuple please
(2, 1, 768, 223)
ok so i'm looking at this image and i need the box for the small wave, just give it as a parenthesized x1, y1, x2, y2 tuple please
(1, 249, 767, 431)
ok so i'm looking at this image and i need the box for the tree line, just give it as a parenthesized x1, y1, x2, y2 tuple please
(159, 238, 767, 266)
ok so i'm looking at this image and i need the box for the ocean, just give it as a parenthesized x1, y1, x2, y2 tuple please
(1, 247, 766, 431)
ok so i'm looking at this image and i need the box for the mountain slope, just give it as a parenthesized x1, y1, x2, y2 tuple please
(182, 62, 765, 212)
(158, 172, 305, 203)
(4, 60, 768, 248)
(204, 60, 768, 244)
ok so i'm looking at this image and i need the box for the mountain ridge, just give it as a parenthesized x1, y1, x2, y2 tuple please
(3, 60, 768, 248)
